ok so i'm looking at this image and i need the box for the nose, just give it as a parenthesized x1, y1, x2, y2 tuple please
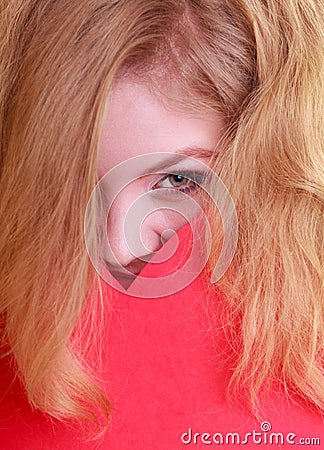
(106, 185, 174, 272)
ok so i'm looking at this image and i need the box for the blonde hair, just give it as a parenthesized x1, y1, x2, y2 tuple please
(0, 0, 323, 433)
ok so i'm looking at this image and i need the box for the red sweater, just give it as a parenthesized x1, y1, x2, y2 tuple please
(1, 226, 323, 449)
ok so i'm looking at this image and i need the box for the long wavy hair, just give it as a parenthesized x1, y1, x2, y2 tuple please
(0, 0, 323, 433)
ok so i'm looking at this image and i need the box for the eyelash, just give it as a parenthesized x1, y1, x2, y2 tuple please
(151, 171, 206, 196)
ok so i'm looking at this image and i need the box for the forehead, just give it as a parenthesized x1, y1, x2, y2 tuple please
(98, 79, 225, 176)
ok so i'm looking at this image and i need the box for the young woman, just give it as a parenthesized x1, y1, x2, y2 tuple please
(0, 0, 323, 448)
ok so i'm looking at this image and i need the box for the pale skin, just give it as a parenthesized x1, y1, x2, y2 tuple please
(98, 79, 225, 283)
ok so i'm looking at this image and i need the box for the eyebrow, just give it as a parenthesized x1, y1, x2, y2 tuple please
(141, 146, 215, 175)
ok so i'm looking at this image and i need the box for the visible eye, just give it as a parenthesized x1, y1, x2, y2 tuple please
(151, 171, 206, 195)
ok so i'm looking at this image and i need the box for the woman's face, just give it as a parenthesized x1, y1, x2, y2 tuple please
(98, 79, 225, 284)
